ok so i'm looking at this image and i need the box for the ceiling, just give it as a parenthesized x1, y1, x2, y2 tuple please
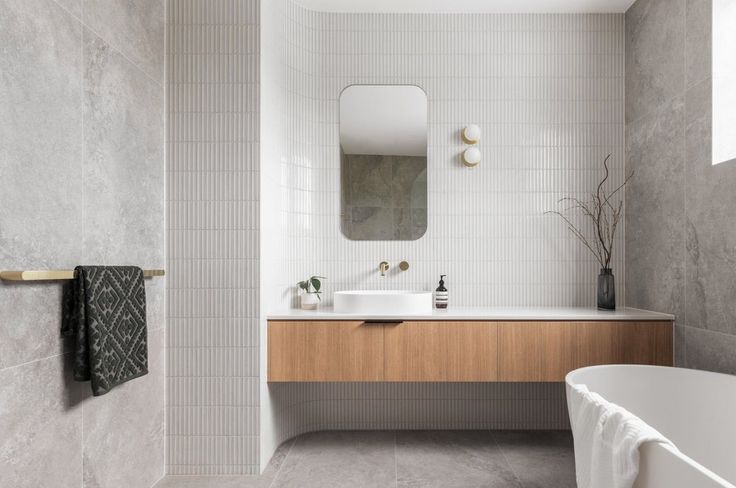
(294, 0, 636, 14)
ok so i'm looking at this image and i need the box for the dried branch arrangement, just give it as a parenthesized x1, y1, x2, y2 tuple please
(546, 155, 633, 270)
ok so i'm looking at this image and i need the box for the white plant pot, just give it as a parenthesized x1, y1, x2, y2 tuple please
(300, 293, 320, 310)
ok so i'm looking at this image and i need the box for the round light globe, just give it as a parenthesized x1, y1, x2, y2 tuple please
(462, 147, 481, 167)
(462, 124, 481, 144)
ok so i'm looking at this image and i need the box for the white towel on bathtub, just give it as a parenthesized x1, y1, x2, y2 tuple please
(568, 383, 677, 488)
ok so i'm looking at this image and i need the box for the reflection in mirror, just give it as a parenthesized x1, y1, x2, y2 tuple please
(340, 85, 428, 240)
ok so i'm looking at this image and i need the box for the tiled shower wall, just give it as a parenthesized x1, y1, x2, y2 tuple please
(167, 0, 261, 475)
(0, 0, 165, 486)
(625, 0, 736, 374)
(260, 0, 626, 467)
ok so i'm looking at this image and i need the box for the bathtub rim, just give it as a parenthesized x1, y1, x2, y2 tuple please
(565, 364, 736, 488)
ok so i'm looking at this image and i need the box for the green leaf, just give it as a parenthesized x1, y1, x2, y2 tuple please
(310, 277, 321, 292)
(297, 280, 309, 292)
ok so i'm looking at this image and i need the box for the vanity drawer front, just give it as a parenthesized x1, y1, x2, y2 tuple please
(574, 321, 673, 367)
(268, 321, 384, 381)
(498, 322, 576, 382)
(384, 321, 498, 381)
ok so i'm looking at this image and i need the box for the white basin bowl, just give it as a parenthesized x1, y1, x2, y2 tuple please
(333, 290, 433, 315)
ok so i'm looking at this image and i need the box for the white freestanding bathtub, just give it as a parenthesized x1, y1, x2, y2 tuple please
(566, 365, 736, 488)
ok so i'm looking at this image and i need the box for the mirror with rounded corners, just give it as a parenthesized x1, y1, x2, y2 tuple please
(339, 85, 428, 240)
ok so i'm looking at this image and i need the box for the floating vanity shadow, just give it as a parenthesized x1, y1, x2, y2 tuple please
(339, 85, 428, 241)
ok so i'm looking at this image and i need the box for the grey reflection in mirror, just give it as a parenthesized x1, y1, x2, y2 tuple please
(339, 85, 427, 241)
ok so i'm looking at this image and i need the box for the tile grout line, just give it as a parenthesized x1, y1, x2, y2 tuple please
(80, 2, 85, 485)
(490, 430, 526, 488)
(267, 435, 299, 488)
(0, 351, 72, 373)
(394, 430, 398, 488)
(48, 0, 162, 88)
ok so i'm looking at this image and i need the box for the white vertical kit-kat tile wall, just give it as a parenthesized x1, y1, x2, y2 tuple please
(167, 0, 260, 475)
(260, 1, 626, 463)
(271, 6, 626, 309)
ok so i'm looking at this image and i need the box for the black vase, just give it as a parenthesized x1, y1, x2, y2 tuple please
(597, 268, 615, 310)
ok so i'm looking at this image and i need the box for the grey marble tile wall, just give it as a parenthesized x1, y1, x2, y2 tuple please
(625, 0, 736, 374)
(0, 0, 165, 487)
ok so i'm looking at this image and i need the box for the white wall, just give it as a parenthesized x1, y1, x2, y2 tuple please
(268, 8, 626, 310)
(167, 0, 261, 475)
(260, 0, 626, 466)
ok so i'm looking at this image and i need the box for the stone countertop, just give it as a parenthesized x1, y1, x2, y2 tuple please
(267, 306, 674, 321)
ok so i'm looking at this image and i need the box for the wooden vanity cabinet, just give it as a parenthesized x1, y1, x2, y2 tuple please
(384, 321, 498, 381)
(267, 320, 673, 382)
(268, 321, 384, 381)
(497, 322, 576, 382)
(574, 321, 673, 367)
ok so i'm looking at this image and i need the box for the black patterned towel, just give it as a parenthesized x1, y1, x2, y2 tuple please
(62, 266, 148, 396)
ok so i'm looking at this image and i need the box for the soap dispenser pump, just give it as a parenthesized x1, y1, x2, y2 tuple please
(435, 275, 448, 309)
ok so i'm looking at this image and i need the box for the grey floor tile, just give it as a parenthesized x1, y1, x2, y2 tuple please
(271, 431, 396, 488)
(154, 475, 270, 488)
(396, 431, 522, 488)
(492, 431, 576, 488)
(261, 437, 297, 479)
(155, 438, 296, 488)
(157, 430, 575, 488)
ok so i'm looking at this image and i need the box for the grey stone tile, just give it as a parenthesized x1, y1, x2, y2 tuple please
(154, 475, 270, 488)
(0, 354, 85, 488)
(155, 438, 295, 487)
(54, 0, 81, 18)
(625, 0, 685, 123)
(394, 208, 413, 240)
(392, 156, 427, 209)
(685, 0, 711, 88)
(261, 437, 297, 479)
(82, 328, 165, 488)
(682, 80, 736, 335)
(410, 208, 427, 240)
(347, 154, 393, 208)
(396, 431, 522, 488)
(394, 208, 427, 240)
(82, 0, 165, 83)
(0, 0, 83, 369)
(271, 431, 396, 488)
(493, 431, 576, 488)
(674, 325, 687, 367)
(350, 207, 395, 240)
(625, 96, 686, 317)
(82, 29, 165, 269)
(675, 325, 736, 375)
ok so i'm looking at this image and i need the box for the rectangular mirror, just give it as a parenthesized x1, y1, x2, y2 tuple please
(340, 85, 428, 240)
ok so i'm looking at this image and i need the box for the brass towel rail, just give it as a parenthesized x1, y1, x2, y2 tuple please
(0, 269, 165, 281)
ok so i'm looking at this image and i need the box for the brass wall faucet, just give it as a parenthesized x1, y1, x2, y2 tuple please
(379, 261, 389, 276)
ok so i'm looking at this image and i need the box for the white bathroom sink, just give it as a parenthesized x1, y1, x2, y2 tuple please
(333, 290, 433, 315)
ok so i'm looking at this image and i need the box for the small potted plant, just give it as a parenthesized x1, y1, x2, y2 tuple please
(297, 276, 325, 310)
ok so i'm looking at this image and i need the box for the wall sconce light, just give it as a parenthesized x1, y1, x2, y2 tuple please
(462, 124, 481, 144)
(461, 124, 481, 167)
(462, 147, 481, 167)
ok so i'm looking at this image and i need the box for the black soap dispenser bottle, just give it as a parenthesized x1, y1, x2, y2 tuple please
(435, 275, 448, 309)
